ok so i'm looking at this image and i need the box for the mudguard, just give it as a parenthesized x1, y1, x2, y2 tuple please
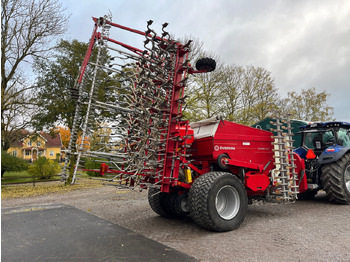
(318, 146, 350, 165)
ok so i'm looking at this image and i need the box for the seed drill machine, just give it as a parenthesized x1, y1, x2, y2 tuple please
(62, 15, 349, 231)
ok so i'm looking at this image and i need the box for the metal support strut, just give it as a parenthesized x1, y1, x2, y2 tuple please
(62, 15, 201, 192)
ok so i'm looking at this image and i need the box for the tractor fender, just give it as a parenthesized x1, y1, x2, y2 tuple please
(318, 146, 350, 165)
(293, 153, 308, 193)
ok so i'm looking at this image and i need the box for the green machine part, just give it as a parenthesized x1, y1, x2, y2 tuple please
(252, 117, 308, 148)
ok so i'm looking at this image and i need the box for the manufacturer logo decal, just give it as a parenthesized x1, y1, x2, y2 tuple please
(214, 145, 235, 151)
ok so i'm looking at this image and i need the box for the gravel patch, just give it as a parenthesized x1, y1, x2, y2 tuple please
(2, 186, 350, 262)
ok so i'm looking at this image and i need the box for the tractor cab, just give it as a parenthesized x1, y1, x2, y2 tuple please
(294, 121, 350, 201)
(295, 122, 350, 159)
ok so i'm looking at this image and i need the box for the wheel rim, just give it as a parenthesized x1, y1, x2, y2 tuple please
(345, 164, 350, 193)
(215, 185, 240, 220)
(220, 157, 228, 167)
(180, 198, 188, 212)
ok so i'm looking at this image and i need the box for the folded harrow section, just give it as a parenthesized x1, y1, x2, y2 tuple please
(62, 16, 196, 192)
(269, 113, 299, 202)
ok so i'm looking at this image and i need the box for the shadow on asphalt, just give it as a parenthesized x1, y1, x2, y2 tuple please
(1, 204, 196, 262)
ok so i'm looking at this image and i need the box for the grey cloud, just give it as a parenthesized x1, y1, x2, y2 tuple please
(61, 0, 350, 121)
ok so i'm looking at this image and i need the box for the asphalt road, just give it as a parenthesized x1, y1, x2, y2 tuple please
(2, 185, 350, 262)
(2, 204, 196, 262)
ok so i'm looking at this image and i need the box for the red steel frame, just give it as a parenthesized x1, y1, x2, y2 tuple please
(76, 17, 202, 192)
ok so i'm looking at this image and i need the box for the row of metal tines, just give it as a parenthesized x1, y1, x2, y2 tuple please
(270, 113, 299, 202)
(63, 16, 190, 187)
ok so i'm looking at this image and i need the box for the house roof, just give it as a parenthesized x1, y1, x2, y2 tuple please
(10, 131, 63, 148)
(8, 130, 29, 147)
(11, 140, 24, 147)
(40, 132, 63, 147)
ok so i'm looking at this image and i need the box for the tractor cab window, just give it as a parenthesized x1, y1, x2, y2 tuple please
(323, 131, 335, 145)
(303, 131, 335, 150)
(304, 132, 318, 149)
(337, 128, 350, 147)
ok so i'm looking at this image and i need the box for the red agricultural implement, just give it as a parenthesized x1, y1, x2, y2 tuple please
(63, 15, 307, 231)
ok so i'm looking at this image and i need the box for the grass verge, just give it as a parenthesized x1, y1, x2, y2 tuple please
(1, 171, 60, 184)
(1, 177, 104, 199)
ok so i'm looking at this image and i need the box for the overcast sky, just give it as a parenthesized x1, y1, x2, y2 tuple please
(60, 0, 350, 122)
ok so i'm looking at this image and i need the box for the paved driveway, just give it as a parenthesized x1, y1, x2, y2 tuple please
(1, 204, 196, 262)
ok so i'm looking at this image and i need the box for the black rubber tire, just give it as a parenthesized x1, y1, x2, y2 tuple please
(321, 153, 350, 204)
(164, 193, 179, 217)
(188, 171, 248, 232)
(217, 154, 229, 170)
(174, 192, 189, 217)
(195, 57, 216, 72)
(148, 188, 172, 218)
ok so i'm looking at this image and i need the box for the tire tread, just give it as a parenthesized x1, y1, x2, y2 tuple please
(188, 171, 247, 231)
(321, 153, 350, 204)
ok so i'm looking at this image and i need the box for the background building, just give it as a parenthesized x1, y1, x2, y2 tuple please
(7, 132, 64, 162)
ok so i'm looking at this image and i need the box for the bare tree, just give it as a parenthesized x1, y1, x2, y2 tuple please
(176, 35, 204, 63)
(1, 0, 69, 150)
(184, 51, 223, 121)
(217, 64, 245, 122)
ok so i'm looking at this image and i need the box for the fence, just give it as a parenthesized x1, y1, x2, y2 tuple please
(1, 175, 61, 186)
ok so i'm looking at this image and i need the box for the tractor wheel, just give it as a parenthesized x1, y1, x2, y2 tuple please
(148, 188, 172, 218)
(321, 153, 350, 204)
(188, 171, 248, 232)
(195, 57, 216, 72)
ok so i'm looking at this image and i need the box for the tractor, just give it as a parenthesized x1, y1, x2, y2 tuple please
(294, 121, 350, 204)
